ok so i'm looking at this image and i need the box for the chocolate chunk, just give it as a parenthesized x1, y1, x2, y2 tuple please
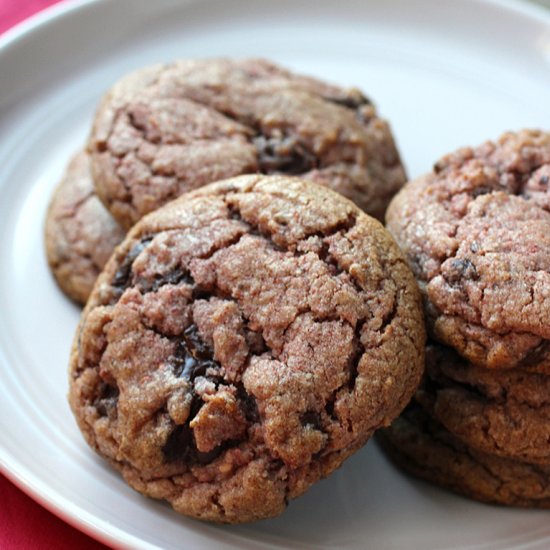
(300, 411, 322, 430)
(112, 237, 153, 290)
(191, 444, 225, 465)
(139, 267, 194, 293)
(446, 258, 478, 283)
(170, 324, 218, 381)
(191, 286, 210, 300)
(163, 424, 192, 462)
(162, 424, 232, 465)
(183, 324, 214, 361)
(236, 384, 260, 424)
(94, 382, 119, 417)
(253, 134, 317, 175)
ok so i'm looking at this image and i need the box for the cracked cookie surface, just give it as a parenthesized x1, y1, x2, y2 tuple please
(89, 58, 406, 229)
(69, 174, 425, 523)
(417, 344, 550, 465)
(386, 129, 550, 370)
(377, 404, 550, 508)
(45, 150, 125, 304)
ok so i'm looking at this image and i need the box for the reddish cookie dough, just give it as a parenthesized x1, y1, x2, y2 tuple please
(69, 174, 424, 523)
(377, 404, 550, 508)
(89, 58, 406, 229)
(45, 151, 125, 304)
(386, 130, 550, 370)
(417, 344, 550, 466)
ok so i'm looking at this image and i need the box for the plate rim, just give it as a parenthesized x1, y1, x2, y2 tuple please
(1, 0, 550, 548)
(2, 0, 550, 52)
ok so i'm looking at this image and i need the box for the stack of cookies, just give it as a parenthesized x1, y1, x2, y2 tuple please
(45, 59, 428, 523)
(379, 129, 550, 508)
(47, 56, 549, 520)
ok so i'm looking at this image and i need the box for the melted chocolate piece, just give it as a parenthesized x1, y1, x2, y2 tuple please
(183, 324, 213, 360)
(94, 382, 119, 417)
(163, 424, 193, 462)
(254, 134, 317, 175)
(300, 410, 322, 430)
(112, 237, 153, 290)
(170, 324, 218, 381)
(163, 424, 235, 465)
(139, 267, 194, 293)
(191, 287, 210, 300)
(236, 384, 260, 424)
(163, 324, 225, 463)
(162, 324, 253, 464)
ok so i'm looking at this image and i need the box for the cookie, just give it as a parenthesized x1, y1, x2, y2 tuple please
(377, 404, 550, 508)
(45, 150, 125, 304)
(417, 344, 550, 466)
(89, 58, 406, 229)
(386, 129, 550, 370)
(68, 174, 425, 523)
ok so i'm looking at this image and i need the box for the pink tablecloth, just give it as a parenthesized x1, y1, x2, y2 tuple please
(1, 474, 109, 549)
(1, 2, 110, 548)
(0, 0, 62, 34)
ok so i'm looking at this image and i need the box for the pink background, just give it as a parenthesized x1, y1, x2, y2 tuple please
(1, 1, 109, 548)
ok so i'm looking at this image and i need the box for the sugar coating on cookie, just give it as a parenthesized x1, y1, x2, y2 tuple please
(45, 151, 125, 304)
(69, 174, 424, 523)
(89, 58, 406, 229)
(378, 404, 550, 508)
(386, 130, 550, 370)
(418, 344, 550, 466)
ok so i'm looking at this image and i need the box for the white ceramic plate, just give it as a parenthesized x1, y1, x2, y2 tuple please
(1, 0, 550, 548)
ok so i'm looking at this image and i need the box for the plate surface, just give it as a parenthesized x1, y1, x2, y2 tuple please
(1, 0, 550, 548)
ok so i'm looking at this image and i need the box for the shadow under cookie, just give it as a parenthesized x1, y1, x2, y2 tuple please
(377, 404, 550, 509)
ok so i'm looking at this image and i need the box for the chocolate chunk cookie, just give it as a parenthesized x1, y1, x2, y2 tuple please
(69, 174, 425, 523)
(378, 404, 550, 508)
(386, 130, 550, 370)
(89, 58, 406, 229)
(417, 344, 550, 466)
(45, 150, 125, 304)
